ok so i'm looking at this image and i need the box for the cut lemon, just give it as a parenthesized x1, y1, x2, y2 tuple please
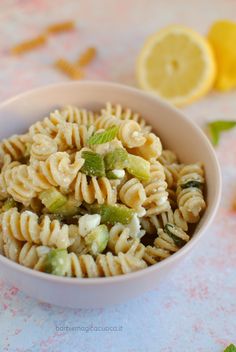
(136, 25, 216, 106)
(208, 20, 236, 91)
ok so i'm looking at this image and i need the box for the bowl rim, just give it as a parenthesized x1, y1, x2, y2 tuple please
(0, 80, 222, 285)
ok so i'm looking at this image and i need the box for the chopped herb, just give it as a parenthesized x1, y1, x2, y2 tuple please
(181, 180, 203, 189)
(224, 344, 236, 352)
(207, 120, 236, 146)
(164, 223, 185, 247)
(88, 126, 119, 145)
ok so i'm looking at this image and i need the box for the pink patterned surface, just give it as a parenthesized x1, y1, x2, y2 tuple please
(0, 1, 236, 351)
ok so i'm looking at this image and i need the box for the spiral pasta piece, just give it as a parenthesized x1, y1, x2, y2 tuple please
(118, 120, 147, 148)
(94, 114, 120, 130)
(154, 226, 189, 253)
(1, 208, 77, 248)
(143, 161, 170, 216)
(6, 165, 37, 204)
(143, 224, 189, 265)
(128, 133, 162, 160)
(77, 47, 97, 66)
(163, 163, 182, 189)
(30, 134, 58, 161)
(29, 110, 64, 137)
(60, 105, 97, 126)
(72, 173, 117, 204)
(3, 235, 48, 270)
(160, 209, 188, 232)
(5, 156, 78, 205)
(0, 155, 21, 200)
(55, 122, 95, 151)
(143, 208, 188, 234)
(94, 115, 146, 148)
(119, 178, 146, 210)
(101, 102, 152, 132)
(96, 252, 147, 277)
(66, 253, 99, 278)
(108, 223, 145, 258)
(158, 150, 178, 165)
(143, 246, 171, 265)
(46, 21, 75, 34)
(11, 35, 47, 55)
(68, 235, 88, 255)
(29, 152, 85, 191)
(177, 163, 206, 223)
(0, 134, 29, 161)
(54, 59, 84, 80)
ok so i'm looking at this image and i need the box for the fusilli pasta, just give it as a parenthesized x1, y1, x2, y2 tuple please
(55, 122, 95, 151)
(0, 103, 207, 279)
(3, 234, 48, 269)
(46, 21, 75, 34)
(128, 133, 162, 160)
(11, 35, 47, 55)
(0, 134, 29, 161)
(55, 59, 84, 80)
(143, 161, 170, 216)
(76, 47, 97, 66)
(96, 252, 147, 277)
(72, 173, 117, 204)
(94, 115, 146, 148)
(177, 163, 206, 223)
(101, 102, 152, 133)
(60, 105, 97, 126)
(1, 208, 77, 249)
(29, 152, 84, 191)
(108, 223, 145, 258)
(30, 134, 58, 161)
(29, 110, 64, 137)
(119, 178, 146, 210)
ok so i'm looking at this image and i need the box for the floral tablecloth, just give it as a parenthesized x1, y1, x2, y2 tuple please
(0, 1, 236, 351)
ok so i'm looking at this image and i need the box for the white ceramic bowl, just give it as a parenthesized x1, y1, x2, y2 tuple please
(0, 81, 221, 308)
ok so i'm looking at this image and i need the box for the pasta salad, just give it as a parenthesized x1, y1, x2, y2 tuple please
(0, 102, 206, 278)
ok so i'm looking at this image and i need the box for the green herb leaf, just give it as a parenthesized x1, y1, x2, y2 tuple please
(207, 120, 236, 146)
(224, 344, 236, 352)
(81, 151, 105, 177)
(181, 180, 203, 189)
(88, 126, 119, 145)
(164, 223, 186, 247)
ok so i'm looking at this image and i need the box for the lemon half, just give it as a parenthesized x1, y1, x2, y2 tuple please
(208, 20, 236, 91)
(136, 25, 216, 106)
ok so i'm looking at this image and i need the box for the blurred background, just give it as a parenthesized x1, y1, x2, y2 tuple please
(0, 1, 236, 352)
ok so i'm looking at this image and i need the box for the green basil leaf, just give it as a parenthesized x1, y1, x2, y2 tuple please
(207, 120, 236, 146)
